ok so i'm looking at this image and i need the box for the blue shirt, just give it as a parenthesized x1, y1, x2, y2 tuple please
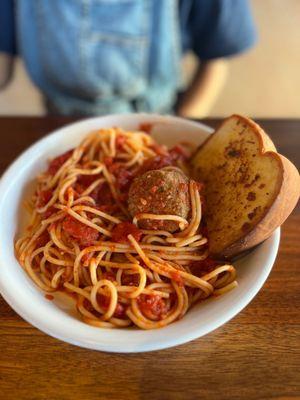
(0, 0, 256, 115)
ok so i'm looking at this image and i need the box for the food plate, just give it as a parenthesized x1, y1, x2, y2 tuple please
(0, 114, 280, 352)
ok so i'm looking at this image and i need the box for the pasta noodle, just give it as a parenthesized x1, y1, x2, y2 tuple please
(15, 127, 237, 329)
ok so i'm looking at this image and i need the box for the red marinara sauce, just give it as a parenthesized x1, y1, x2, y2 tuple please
(139, 122, 153, 134)
(189, 258, 222, 277)
(137, 294, 168, 320)
(101, 271, 116, 282)
(170, 271, 184, 287)
(77, 173, 102, 187)
(121, 273, 140, 286)
(114, 168, 134, 192)
(36, 230, 50, 247)
(137, 144, 190, 175)
(37, 189, 53, 208)
(138, 154, 174, 175)
(111, 221, 142, 243)
(48, 149, 74, 176)
(169, 144, 190, 161)
(97, 294, 127, 319)
(115, 134, 127, 149)
(62, 215, 99, 247)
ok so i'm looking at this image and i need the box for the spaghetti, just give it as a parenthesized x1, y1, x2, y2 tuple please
(15, 127, 237, 329)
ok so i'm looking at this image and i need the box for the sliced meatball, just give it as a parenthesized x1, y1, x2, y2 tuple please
(128, 167, 190, 232)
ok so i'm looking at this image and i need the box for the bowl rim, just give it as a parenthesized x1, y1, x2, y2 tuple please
(0, 113, 280, 352)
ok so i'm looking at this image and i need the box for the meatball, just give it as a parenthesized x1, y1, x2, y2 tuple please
(128, 167, 190, 232)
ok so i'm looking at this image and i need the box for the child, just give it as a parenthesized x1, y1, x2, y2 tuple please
(0, 0, 256, 116)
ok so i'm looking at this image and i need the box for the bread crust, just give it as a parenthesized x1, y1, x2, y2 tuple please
(222, 153, 299, 258)
(192, 114, 300, 258)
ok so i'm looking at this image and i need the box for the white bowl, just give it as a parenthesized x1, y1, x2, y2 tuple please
(0, 114, 280, 352)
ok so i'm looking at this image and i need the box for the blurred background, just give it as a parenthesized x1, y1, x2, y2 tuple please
(0, 0, 299, 118)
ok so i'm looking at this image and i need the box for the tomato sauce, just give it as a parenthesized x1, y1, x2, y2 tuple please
(97, 294, 110, 309)
(104, 157, 114, 168)
(104, 160, 135, 194)
(114, 302, 127, 319)
(122, 273, 140, 287)
(74, 180, 114, 209)
(62, 215, 99, 246)
(111, 221, 142, 243)
(189, 258, 222, 277)
(37, 189, 53, 208)
(101, 271, 116, 282)
(170, 271, 184, 287)
(81, 252, 93, 266)
(169, 144, 189, 161)
(42, 206, 57, 219)
(95, 183, 115, 206)
(115, 134, 127, 149)
(48, 149, 73, 176)
(139, 122, 153, 134)
(138, 154, 174, 175)
(97, 293, 127, 319)
(35, 230, 50, 247)
(74, 175, 116, 210)
(137, 294, 168, 320)
(114, 168, 134, 192)
(77, 173, 102, 188)
(149, 143, 168, 156)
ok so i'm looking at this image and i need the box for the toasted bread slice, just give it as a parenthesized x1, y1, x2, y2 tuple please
(192, 114, 300, 258)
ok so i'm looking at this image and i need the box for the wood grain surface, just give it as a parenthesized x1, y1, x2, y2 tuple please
(0, 117, 299, 400)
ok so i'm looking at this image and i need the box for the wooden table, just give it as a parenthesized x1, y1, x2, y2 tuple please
(0, 117, 299, 400)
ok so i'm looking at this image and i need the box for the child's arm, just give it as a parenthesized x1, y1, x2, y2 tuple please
(177, 59, 228, 118)
(178, 0, 257, 117)
(0, 53, 14, 90)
